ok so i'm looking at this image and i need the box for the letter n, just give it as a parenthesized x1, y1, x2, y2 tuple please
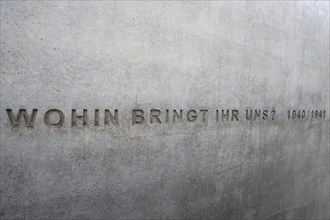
(6, 109, 38, 127)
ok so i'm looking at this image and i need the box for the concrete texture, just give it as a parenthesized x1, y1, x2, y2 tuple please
(0, 1, 329, 219)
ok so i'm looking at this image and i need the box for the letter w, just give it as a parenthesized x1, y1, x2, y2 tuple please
(6, 109, 38, 127)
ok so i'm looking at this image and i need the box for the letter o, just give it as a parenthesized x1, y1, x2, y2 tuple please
(44, 109, 65, 127)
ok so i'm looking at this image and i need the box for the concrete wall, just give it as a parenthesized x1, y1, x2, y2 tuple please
(1, 1, 329, 219)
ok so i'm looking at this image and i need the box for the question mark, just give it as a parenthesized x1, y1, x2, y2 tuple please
(271, 110, 276, 120)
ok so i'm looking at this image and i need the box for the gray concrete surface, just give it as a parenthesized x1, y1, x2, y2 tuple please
(0, 1, 329, 219)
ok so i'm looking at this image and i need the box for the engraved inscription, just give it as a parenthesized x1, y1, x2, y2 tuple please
(4, 108, 327, 128)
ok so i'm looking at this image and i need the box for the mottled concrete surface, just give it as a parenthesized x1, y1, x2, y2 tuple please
(0, 1, 329, 219)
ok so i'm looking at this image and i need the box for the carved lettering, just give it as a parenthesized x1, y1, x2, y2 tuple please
(132, 109, 144, 125)
(44, 109, 64, 127)
(187, 110, 197, 122)
(105, 109, 118, 125)
(173, 109, 183, 122)
(72, 109, 87, 127)
(6, 109, 38, 127)
(200, 109, 208, 122)
(150, 109, 161, 123)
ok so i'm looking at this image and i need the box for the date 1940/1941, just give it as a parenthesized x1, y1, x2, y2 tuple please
(288, 110, 326, 120)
